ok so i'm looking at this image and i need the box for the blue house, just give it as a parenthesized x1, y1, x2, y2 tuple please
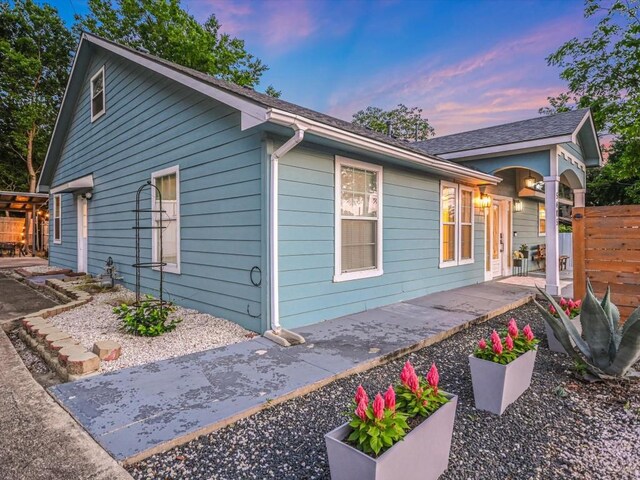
(38, 33, 601, 342)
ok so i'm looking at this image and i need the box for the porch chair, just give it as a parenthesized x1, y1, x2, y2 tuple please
(534, 244, 546, 270)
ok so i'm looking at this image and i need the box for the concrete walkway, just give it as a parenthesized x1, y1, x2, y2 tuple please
(0, 330, 131, 480)
(50, 281, 533, 464)
(0, 274, 58, 324)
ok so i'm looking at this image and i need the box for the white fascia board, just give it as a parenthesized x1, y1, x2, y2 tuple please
(439, 135, 573, 161)
(266, 109, 501, 186)
(37, 37, 87, 193)
(572, 111, 603, 166)
(50, 174, 94, 194)
(85, 35, 269, 131)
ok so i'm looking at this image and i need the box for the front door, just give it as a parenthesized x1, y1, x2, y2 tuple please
(77, 196, 88, 273)
(491, 201, 504, 278)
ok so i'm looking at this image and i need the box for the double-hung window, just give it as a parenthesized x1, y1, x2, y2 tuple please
(151, 166, 180, 274)
(334, 157, 383, 282)
(440, 181, 474, 267)
(90, 66, 106, 122)
(53, 194, 61, 244)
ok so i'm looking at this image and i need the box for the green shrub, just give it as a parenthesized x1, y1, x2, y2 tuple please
(113, 294, 180, 337)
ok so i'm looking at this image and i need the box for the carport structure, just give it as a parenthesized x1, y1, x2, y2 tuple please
(0, 191, 49, 256)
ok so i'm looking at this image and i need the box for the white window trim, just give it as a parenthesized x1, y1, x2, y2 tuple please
(439, 181, 475, 268)
(53, 194, 62, 244)
(538, 202, 546, 237)
(151, 165, 181, 274)
(334, 156, 383, 282)
(90, 66, 106, 122)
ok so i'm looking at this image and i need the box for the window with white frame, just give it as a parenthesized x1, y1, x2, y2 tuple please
(440, 181, 474, 267)
(53, 194, 61, 244)
(152, 166, 180, 273)
(538, 203, 546, 236)
(90, 67, 105, 121)
(334, 157, 383, 282)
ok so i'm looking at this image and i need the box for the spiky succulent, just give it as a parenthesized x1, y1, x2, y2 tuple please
(535, 281, 640, 378)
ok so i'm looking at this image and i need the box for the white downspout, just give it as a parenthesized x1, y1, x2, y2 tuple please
(264, 124, 307, 347)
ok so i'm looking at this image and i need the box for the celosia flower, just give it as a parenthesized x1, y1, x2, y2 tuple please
(426, 363, 439, 393)
(492, 339, 503, 355)
(507, 318, 519, 338)
(407, 373, 420, 394)
(565, 308, 571, 316)
(575, 299, 582, 307)
(384, 385, 395, 411)
(373, 393, 385, 420)
(355, 385, 369, 406)
(560, 297, 567, 307)
(490, 330, 501, 345)
(400, 360, 416, 386)
(568, 299, 575, 310)
(355, 398, 367, 421)
(505, 335, 514, 351)
(549, 305, 556, 314)
(523, 324, 535, 342)
(478, 338, 487, 349)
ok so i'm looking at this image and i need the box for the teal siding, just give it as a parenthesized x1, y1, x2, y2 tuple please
(558, 144, 586, 188)
(278, 146, 486, 329)
(49, 48, 264, 332)
(461, 150, 551, 177)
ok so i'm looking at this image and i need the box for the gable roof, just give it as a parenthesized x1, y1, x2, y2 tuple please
(416, 108, 598, 158)
(38, 33, 500, 192)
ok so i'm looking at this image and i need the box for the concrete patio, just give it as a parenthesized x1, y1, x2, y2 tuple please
(49, 281, 534, 464)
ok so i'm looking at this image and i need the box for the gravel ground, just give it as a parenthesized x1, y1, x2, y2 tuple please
(21, 264, 66, 274)
(7, 330, 61, 388)
(128, 302, 640, 480)
(47, 285, 254, 373)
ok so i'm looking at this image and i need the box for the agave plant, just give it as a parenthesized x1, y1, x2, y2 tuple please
(535, 281, 640, 378)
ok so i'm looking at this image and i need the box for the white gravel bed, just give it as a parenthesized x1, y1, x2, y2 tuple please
(48, 285, 254, 373)
(22, 264, 66, 274)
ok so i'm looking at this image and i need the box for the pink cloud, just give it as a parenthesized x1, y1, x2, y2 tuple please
(325, 17, 585, 135)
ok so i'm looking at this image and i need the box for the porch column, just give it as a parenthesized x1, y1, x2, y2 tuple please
(574, 189, 586, 208)
(544, 176, 561, 295)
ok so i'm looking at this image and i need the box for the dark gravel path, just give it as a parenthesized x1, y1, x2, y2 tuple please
(128, 302, 640, 480)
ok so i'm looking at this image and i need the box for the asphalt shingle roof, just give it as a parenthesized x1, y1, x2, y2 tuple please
(416, 108, 590, 155)
(86, 33, 455, 164)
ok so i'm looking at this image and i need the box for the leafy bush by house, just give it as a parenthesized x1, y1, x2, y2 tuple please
(113, 294, 180, 337)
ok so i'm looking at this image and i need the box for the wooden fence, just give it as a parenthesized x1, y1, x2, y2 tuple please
(0, 217, 24, 243)
(573, 205, 640, 320)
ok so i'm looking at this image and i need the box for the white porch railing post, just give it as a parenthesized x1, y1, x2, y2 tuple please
(574, 188, 586, 208)
(544, 175, 561, 295)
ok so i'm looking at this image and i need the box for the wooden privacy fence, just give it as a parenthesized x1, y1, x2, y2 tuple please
(0, 217, 24, 243)
(573, 205, 640, 321)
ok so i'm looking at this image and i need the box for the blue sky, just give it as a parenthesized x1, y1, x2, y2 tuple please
(54, 0, 595, 136)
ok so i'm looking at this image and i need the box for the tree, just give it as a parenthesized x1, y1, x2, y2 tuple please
(352, 104, 435, 141)
(0, 0, 75, 192)
(76, 0, 267, 87)
(586, 139, 640, 206)
(541, 0, 640, 184)
(264, 85, 282, 98)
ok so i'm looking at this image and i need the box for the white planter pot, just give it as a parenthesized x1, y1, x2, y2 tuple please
(545, 315, 582, 354)
(469, 349, 537, 415)
(324, 393, 458, 480)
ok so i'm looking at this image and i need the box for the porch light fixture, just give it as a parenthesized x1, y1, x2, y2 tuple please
(524, 170, 536, 189)
(513, 199, 523, 212)
(479, 193, 492, 209)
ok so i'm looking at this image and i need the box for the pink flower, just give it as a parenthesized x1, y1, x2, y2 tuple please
(407, 373, 420, 393)
(575, 299, 582, 307)
(549, 305, 556, 314)
(426, 363, 439, 392)
(560, 297, 567, 307)
(355, 385, 369, 406)
(492, 339, 503, 355)
(478, 338, 487, 349)
(384, 385, 396, 411)
(355, 398, 367, 421)
(507, 318, 519, 338)
(490, 330, 501, 345)
(568, 299, 575, 310)
(505, 335, 514, 351)
(400, 361, 416, 387)
(523, 324, 535, 342)
(565, 308, 571, 316)
(373, 393, 385, 420)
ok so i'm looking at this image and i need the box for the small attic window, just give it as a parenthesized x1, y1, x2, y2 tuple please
(90, 67, 105, 122)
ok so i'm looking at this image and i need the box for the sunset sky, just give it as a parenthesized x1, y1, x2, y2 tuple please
(56, 0, 596, 136)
